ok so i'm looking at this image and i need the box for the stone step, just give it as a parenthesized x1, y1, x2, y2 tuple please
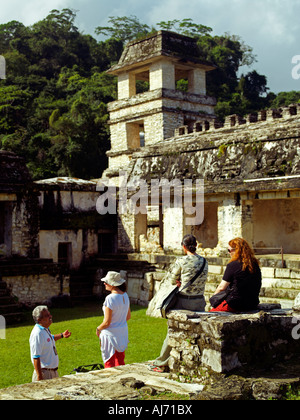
(4, 312, 25, 325)
(259, 297, 294, 309)
(0, 288, 9, 297)
(0, 295, 15, 305)
(205, 284, 300, 306)
(260, 287, 300, 301)
(261, 278, 300, 289)
(0, 304, 21, 315)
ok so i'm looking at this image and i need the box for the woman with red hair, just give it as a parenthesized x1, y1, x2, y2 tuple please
(210, 238, 262, 313)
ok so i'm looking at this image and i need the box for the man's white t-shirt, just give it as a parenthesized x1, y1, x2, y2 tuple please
(100, 293, 130, 363)
(29, 324, 59, 369)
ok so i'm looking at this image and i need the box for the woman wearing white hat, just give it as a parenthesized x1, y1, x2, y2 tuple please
(96, 271, 131, 368)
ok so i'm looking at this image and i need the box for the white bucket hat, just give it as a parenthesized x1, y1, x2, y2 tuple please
(101, 271, 126, 287)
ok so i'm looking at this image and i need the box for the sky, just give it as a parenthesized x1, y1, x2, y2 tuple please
(1, 0, 300, 93)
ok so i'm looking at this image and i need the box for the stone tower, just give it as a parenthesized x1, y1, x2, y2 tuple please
(104, 30, 216, 179)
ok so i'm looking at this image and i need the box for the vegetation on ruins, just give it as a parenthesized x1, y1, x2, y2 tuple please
(0, 9, 300, 180)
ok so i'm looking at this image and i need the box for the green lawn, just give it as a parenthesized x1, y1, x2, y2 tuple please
(0, 301, 168, 389)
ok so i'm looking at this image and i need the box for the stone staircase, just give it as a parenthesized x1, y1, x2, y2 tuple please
(0, 279, 24, 325)
(88, 253, 300, 309)
(95, 254, 157, 272)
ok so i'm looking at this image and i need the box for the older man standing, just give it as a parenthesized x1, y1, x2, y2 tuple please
(29, 306, 71, 381)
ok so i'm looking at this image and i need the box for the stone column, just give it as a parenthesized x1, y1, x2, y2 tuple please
(117, 72, 136, 99)
(188, 68, 206, 95)
(149, 59, 175, 91)
(217, 196, 242, 249)
(241, 200, 254, 246)
(163, 207, 186, 253)
(117, 211, 147, 253)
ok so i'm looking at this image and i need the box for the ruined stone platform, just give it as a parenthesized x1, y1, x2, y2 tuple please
(0, 362, 204, 401)
(1, 303, 300, 400)
(167, 305, 300, 376)
(1, 358, 300, 401)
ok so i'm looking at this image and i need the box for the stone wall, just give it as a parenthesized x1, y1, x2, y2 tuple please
(107, 88, 216, 175)
(128, 106, 300, 186)
(4, 273, 69, 306)
(114, 105, 300, 255)
(0, 151, 39, 259)
(1, 261, 70, 306)
(11, 194, 39, 258)
(167, 306, 300, 375)
(36, 177, 117, 269)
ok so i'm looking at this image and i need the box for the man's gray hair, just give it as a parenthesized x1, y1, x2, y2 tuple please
(32, 305, 48, 323)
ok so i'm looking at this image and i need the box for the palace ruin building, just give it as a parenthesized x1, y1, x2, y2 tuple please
(1, 30, 300, 317)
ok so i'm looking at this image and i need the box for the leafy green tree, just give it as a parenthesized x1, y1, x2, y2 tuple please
(0, 10, 296, 181)
(97, 15, 268, 120)
(0, 9, 117, 180)
(96, 15, 154, 42)
(157, 18, 212, 37)
(268, 91, 300, 108)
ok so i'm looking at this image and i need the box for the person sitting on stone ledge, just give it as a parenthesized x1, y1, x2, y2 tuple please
(149, 234, 208, 372)
(210, 238, 262, 313)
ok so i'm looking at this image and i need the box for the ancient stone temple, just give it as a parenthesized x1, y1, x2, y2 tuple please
(104, 30, 216, 179)
(103, 30, 300, 258)
(0, 152, 115, 316)
(99, 30, 300, 310)
(0, 151, 39, 259)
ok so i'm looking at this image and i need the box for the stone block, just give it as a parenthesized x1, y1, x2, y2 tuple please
(208, 265, 223, 275)
(167, 310, 300, 376)
(290, 270, 300, 279)
(127, 278, 141, 300)
(275, 268, 291, 278)
(261, 267, 275, 278)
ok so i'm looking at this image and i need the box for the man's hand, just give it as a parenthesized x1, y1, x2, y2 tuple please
(62, 330, 71, 338)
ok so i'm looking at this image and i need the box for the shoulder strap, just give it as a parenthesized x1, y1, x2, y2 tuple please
(180, 257, 207, 293)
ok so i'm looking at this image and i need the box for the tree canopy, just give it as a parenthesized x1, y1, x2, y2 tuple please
(0, 10, 298, 180)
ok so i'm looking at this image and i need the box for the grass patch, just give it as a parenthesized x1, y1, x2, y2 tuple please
(0, 301, 167, 389)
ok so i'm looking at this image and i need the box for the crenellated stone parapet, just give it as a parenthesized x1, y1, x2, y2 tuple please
(173, 103, 300, 137)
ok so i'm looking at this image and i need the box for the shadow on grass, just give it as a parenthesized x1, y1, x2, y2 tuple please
(9, 299, 148, 328)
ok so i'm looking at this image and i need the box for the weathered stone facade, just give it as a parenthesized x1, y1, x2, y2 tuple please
(0, 153, 116, 308)
(167, 306, 300, 376)
(116, 107, 300, 255)
(105, 31, 216, 178)
(36, 177, 116, 269)
(101, 31, 300, 261)
(97, 30, 300, 314)
(0, 151, 39, 259)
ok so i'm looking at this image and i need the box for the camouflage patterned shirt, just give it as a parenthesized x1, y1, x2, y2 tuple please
(170, 254, 208, 296)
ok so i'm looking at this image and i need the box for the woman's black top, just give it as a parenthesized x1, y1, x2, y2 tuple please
(223, 260, 262, 311)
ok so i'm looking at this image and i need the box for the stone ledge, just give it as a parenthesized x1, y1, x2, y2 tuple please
(1, 359, 300, 401)
(166, 305, 300, 375)
(0, 363, 204, 401)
